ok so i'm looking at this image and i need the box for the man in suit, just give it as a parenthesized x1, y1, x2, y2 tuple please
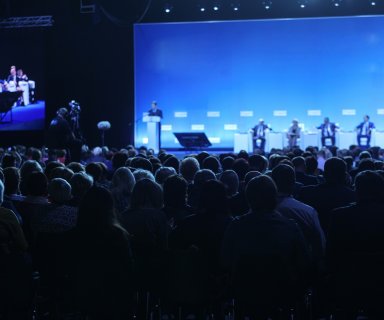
(221, 175, 310, 289)
(317, 117, 338, 147)
(148, 101, 163, 148)
(252, 119, 270, 152)
(297, 157, 355, 234)
(287, 119, 301, 149)
(356, 115, 375, 148)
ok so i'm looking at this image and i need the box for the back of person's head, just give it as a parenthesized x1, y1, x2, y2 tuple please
(48, 178, 72, 204)
(199, 180, 229, 215)
(305, 156, 318, 175)
(2, 154, 16, 169)
(112, 151, 129, 170)
(20, 160, 43, 181)
(130, 178, 163, 210)
(221, 156, 235, 171)
(155, 166, 177, 185)
(248, 154, 269, 173)
(70, 172, 94, 200)
(66, 162, 85, 173)
(3, 167, 20, 195)
(133, 169, 155, 182)
(193, 169, 217, 186)
(219, 170, 239, 197)
(50, 167, 74, 182)
(237, 150, 249, 161)
(359, 151, 372, 161)
(292, 156, 306, 172)
(355, 170, 384, 203)
(111, 167, 135, 194)
(196, 151, 210, 166)
(324, 157, 347, 185)
(246, 175, 277, 213)
(163, 155, 180, 174)
(31, 148, 42, 162)
(85, 162, 103, 182)
(271, 164, 295, 195)
(163, 174, 187, 208)
(358, 158, 375, 172)
(130, 157, 153, 173)
(244, 171, 262, 186)
(374, 160, 384, 171)
(232, 158, 250, 182)
(45, 161, 65, 180)
(180, 157, 200, 182)
(77, 186, 117, 231)
(202, 156, 221, 174)
(26, 171, 48, 197)
(343, 156, 354, 172)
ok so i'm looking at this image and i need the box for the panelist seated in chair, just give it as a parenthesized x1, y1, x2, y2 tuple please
(317, 117, 338, 147)
(251, 118, 271, 152)
(287, 119, 301, 149)
(356, 115, 375, 148)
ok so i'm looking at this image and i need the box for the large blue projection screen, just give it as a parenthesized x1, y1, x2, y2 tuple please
(134, 16, 384, 149)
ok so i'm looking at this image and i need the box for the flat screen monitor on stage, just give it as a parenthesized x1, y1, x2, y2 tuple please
(0, 29, 46, 132)
(134, 15, 384, 149)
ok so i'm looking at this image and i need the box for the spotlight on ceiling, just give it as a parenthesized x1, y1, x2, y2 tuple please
(213, 3, 220, 11)
(262, 0, 272, 10)
(370, 0, 376, 5)
(298, 0, 309, 8)
(331, 0, 343, 7)
(198, 4, 206, 12)
(164, 3, 173, 13)
(231, 2, 240, 11)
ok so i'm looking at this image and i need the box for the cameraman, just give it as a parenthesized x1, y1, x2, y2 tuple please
(47, 108, 81, 162)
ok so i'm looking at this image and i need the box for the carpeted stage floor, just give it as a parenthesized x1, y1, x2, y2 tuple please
(0, 100, 45, 131)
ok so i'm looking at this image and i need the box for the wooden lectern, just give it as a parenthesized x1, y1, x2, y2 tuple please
(143, 115, 161, 153)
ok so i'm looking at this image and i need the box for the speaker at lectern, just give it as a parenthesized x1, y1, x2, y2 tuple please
(143, 113, 161, 153)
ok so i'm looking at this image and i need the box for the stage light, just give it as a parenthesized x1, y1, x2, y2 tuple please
(370, 1, 376, 5)
(231, 3, 240, 11)
(262, 0, 272, 10)
(164, 4, 173, 13)
(298, 0, 309, 8)
(198, 4, 206, 12)
(331, 0, 343, 7)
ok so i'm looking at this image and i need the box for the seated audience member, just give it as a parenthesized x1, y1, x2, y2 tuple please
(221, 175, 310, 299)
(133, 168, 155, 182)
(49, 166, 74, 182)
(327, 171, 384, 309)
(44, 161, 65, 180)
(163, 155, 180, 174)
(298, 157, 356, 233)
(0, 180, 28, 252)
(19, 160, 44, 195)
(219, 170, 239, 198)
(221, 156, 235, 171)
(188, 169, 217, 209)
(248, 154, 269, 173)
(202, 156, 221, 175)
(169, 180, 233, 276)
(110, 167, 135, 216)
(272, 164, 325, 271)
(2, 167, 22, 202)
(65, 186, 134, 319)
(111, 151, 129, 173)
(196, 151, 210, 167)
(68, 172, 94, 207)
(66, 162, 85, 173)
(163, 174, 192, 225)
(130, 157, 153, 173)
(154, 166, 177, 186)
(32, 178, 77, 234)
(179, 156, 200, 184)
(232, 158, 250, 183)
(85, 162, 103, 185)
(292, 156, 319, 186)
(120, 179, 167, 258)
(1, 153, 17, 169)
